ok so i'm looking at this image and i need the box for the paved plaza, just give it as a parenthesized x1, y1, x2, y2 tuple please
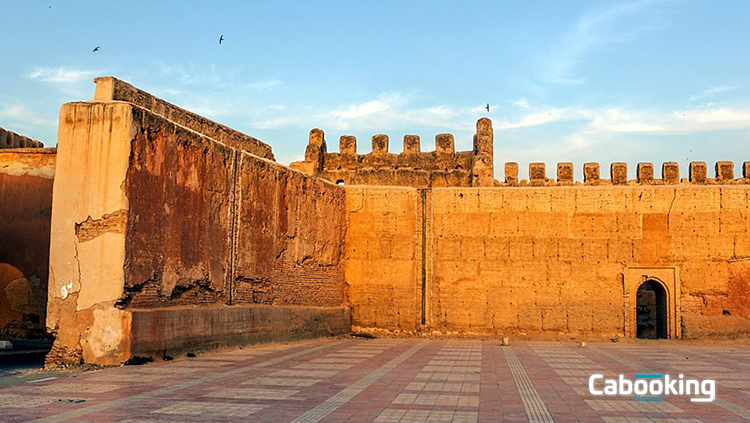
(0, 338, 749, 422)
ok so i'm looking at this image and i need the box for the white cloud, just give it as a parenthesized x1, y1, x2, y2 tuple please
(495, 109, 569, 129)
(245, 85, 750, 146)
(245, 79, 283, 91)
(252, 115, 301, 130)
(493, 102, 750, 135)
(512, 98, 531, 110)
(156, 62, 225, 86)
(704, 85, 737, 96)
(675, 107, 750, 129)
(689, 85, 739, 102)
(587, 109, 665, 132)
(0, 103, 54, 127)
(542, 0, 669, 84)
(581, 105, 750, 134)
(176, 103, 233, 118)
(330, 93, 407, 119)
(27, 67, 100, 84)
(250, 91, 483, 135)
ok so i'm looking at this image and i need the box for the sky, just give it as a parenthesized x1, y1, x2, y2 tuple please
(1, 0, 749, 180)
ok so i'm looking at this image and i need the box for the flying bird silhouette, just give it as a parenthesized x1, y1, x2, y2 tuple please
(485, 103, 490, 112)
(219, 35, 224, 44)
(92, 46, 100, 53)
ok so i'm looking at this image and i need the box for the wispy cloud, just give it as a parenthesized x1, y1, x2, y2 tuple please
(704, 85, 737, 95)
(586, 105, 750, 133)
(249, 92, 478, 133)
(249, 85, 750, 147)
(542, 0, 670, 84)
(512, 98, 531, 110)
(689, 85, 739, 102)
(493, 100, 750, 180)
(156, 62, 226, 86)
(496, 102, 750, 134)
(245, 79, 283, 91)
(330, 93, 407, 120)
(0, 103, 55, 127)
(27, 67, 100, 84)
(495, 108, 570, 129)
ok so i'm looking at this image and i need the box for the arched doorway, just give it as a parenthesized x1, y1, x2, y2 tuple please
(636, 280, 668, 339)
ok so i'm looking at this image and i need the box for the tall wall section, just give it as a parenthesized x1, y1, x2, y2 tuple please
(345, 169, 750, 339)
(46, 81, 348, 366)
(344, 186, 423, 330)
(0, 147, 55, 339)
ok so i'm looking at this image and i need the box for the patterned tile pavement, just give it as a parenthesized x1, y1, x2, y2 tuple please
(0, 339, 748, 422)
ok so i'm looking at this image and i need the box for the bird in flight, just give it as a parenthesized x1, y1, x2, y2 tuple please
(485, 103, 490, 112)
(219, 35, 224, 44)
(93, 46, 100, 53)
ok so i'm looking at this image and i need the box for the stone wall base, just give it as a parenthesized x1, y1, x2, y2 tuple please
(130, 304, 351, 358)
(681, 314, 750, 339)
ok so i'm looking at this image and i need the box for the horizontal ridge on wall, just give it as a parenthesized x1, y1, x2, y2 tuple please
(503, 161, 750, 186)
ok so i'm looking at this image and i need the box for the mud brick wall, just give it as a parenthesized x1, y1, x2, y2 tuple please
(47, 100, 347, 365)
(0, 148, 55, 339)
(233, 159, 346, 307)
(345, 185, 750, 338)
(431, 188, 632, 336)
(344, 186, 422, 330)
(0, 127, 45, 149)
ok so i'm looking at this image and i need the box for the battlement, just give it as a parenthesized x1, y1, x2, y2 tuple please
(502, 160, 750, 186)
(0, 126, 44, 149)
(290, 118, 495, 188)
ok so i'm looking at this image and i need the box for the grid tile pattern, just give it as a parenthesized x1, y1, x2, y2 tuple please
(0, 339, 747, 423)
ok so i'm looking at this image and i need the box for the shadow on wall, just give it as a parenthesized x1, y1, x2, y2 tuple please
(0, 263, 46, 339)
(0, 147, 56, 342)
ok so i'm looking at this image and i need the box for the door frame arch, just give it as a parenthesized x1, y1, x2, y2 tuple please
(636, 278, 669, 339)
(624, 267, 681, 339)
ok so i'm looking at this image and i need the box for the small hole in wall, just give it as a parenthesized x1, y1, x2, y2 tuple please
(336, 180, 345, 185)
(723, 309, 731, 316)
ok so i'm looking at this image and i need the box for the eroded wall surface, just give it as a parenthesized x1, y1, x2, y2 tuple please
(345, 185, 750, 338)
(121, 107, 346, 309)
(233, 158, 345, 307)
(47, 96, 347, 366)
(0, 149, 55, 339)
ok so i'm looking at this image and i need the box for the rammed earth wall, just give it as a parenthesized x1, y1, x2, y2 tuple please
(46, 86, 348, 366)
(43, 77, 750, 366)
(345, 185, 750, 339)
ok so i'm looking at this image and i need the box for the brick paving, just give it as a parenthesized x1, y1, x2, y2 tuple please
(0, 339, 748, 422)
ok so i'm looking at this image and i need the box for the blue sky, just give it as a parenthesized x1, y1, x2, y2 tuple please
(1, 0, 749, 179)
